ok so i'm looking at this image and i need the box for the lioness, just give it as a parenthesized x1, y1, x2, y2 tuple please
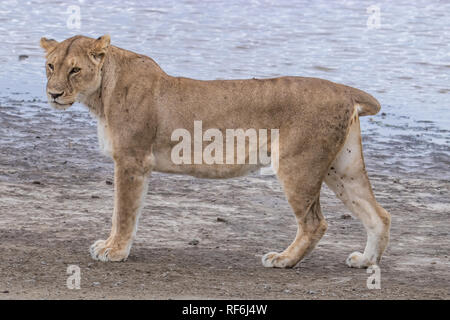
(40, 35, 390, 268)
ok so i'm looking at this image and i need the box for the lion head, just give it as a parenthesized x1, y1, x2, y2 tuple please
(40, 35, 110, 110)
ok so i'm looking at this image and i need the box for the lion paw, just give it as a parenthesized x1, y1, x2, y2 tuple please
(90, 239, 129, 262)
(346, 251, 374, 268)
(262, 252, 296, 268)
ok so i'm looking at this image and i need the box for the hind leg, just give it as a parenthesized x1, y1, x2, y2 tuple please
(325, 114, 391, 268)
(262, 156, 328, 268)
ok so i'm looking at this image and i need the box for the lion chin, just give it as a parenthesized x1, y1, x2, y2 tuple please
(49, 101, 74, 110)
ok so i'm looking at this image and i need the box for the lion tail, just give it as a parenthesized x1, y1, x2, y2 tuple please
(349, 87, 381, 117)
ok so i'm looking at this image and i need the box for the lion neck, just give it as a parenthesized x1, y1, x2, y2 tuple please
(78, 51, 117, 120)
(78, 45, 166, 120)
(80, 86, 103, 119)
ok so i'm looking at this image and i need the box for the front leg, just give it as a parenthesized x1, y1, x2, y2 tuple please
(90, 153, 152, 262)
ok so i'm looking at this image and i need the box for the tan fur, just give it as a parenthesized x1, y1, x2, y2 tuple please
(40, 35, 390, 267)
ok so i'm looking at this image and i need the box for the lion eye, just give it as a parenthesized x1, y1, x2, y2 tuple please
(48, 63, 54, 71)
(70, 67, 81, 74)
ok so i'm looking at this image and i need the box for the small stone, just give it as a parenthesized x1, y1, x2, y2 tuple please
(308, 290, 316, 294)
(92, 282, 100, 286)
(431, 261, 436, 264)
(340, 214, 351, 219)
(189, 239, 199, 245)
(283, 289, 291, 294)
(19, 55, 29, 61)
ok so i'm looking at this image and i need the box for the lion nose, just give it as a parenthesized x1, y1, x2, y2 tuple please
(49, 91, 64, 100)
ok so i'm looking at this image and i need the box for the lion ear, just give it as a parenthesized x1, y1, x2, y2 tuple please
(40, 37, 59, 53)
(90, 35, 110, 64)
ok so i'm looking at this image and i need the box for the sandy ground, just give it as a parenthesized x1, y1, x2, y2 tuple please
(0, 101, 449, 299)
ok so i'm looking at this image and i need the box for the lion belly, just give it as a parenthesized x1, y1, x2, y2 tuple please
(152, 147, 264, 179)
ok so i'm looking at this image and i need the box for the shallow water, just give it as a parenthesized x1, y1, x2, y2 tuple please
(0, 0, 449, 178)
